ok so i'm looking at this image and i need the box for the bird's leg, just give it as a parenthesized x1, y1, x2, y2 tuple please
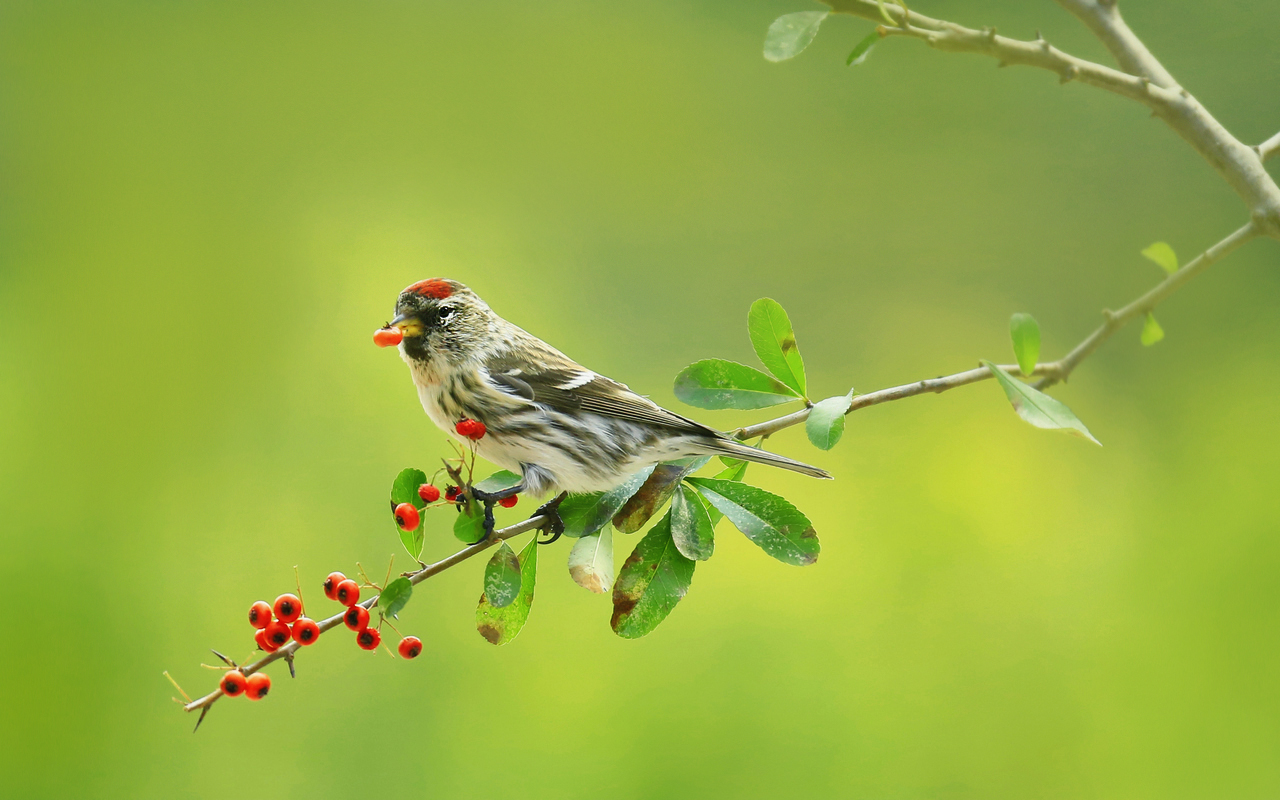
(466, 483, 525, 544)
(533, 492, 568, 545)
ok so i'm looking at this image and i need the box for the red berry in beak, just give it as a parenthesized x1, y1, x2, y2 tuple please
(394, 502, 420, 531)
(335, 579, 360, 607)
(418, 484, 440, 503)
(323, 572, 347, 600)
(398, 636, 423, 659)
(273, 594, 302, 623)
(245, 672, 271, 700)
(248, 601, 273, 629)
(356, 628, 382, 651)
(373, 327, 403, 348)
(291, 617, 321, 645)
(220, 670, 247, 697)
(343, 605, 370, 631)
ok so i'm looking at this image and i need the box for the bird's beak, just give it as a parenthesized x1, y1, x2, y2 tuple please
(389, 313, 423, 337)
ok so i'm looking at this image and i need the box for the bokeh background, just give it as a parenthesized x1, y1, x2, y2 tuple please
(2, 1, 1279, 797)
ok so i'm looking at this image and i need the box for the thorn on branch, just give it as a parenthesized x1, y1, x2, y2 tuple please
(286, 652, 296, 679)
(194, 706, 209, 734)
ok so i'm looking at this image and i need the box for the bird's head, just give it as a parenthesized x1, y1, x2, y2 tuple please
(389, 278, 492, 364)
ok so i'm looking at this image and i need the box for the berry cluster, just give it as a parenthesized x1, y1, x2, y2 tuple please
(392, 478, 518, 534)
(324, 571, 421, 659)
(249, 593, 321, 655)
(455, 418, 486, 440)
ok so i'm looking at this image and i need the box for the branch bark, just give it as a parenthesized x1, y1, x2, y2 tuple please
(1259, 131, 1280, 163)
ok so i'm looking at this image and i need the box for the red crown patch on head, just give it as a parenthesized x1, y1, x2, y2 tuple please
(405, 279, 453, 299)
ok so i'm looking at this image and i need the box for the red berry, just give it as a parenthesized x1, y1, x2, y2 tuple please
(264, 619, 291, 649)
(398, 636, 423, 659)
(322, 572, 347, 601)
(220, 670, 247, 697)
(418, 484, 440, 503)
(373, 327, 403, 348)
(356, 627, 382, 651)
(343, 605, 370, 631)
(273, 593, 302, 623)
(455, 418, 486, 440)
(255, 628, 278, 653)
(291, 617, 321, 645)
(499, 495, 518, 508)
(445, 485, 461, 503)
(335, 579, 360, 607)
(248, 601, 273, 629)
(245, 672, 271, 700)
(394, 502, 420, 531)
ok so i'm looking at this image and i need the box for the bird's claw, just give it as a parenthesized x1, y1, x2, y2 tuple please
(534, 492, 567, 545)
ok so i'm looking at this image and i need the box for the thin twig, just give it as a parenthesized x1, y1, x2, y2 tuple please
(736, 222, 1259, 440)
(1258, 131, 1280, 163)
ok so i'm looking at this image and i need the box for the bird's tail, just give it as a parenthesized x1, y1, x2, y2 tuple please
(700, 438, 832, 480)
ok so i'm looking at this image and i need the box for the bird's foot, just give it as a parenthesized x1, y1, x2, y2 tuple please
(463, 483, 524, 545)
(534, 492, 568, 545)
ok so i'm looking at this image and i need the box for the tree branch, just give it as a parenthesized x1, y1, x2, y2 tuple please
(735, 221, 1260, 440)
(1258, 131, 1280, 163)
(1052, 0, 1177, 87)
(823, 0, 1280, 239)
(181, 514, 548, 717)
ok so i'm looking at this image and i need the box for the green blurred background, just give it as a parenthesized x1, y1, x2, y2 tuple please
(2, 0, 1278, 797)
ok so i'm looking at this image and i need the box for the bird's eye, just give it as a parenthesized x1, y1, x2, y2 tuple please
(438, 307, 455, 324)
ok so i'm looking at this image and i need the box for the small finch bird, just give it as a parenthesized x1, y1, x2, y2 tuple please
(386, 279, 831, 522)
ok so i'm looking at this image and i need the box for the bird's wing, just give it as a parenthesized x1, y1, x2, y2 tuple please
(483, 351, 718, 436)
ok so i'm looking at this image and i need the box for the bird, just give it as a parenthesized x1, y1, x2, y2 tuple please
(385, 278, 831, 534)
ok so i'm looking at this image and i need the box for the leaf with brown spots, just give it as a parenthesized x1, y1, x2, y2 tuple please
(483, 541, 522, 608)
(612, 457, 709, 534)
(567, 527, 614, 594)
(476, 537, 537, 645)
(670, 484, 715, 561)
(748, 298, 806, 397)
(611, 514, 695, 639)
(559, 465, 655, 539)
(687, 478, 819, 566)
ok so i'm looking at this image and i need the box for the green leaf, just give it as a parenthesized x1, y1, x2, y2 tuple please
(763, 10, 829, 63)
(391, 468, 429, 559)
(686, 478, 819, 566)
(981, 361, 1101, 445)
(611, 514, 695, 639)
(670, 484, 716, 561)
(1141, 241, 1178, 275)
(391, 468, 429, 508)
(399, 521, 425, 563)
(1141, 312, 1165, 346)
(453, 500, 487, 544)
(805, 392, 854, 450)
(559, 465, 656, 539)
(483, 541, 522, 608)
(612, 457, 709, 534)
(477, 537, 537, 645)
(568, 528, 615, 594)
(846, 30, 879, 66)
(1009, 313, 1041, 376)
(473, 470, 523, 494)
(378, 577, 413, 620)
(703, 461, 749, 526)
(674, 359, 800, 410)
(748, 298, 806, 397)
